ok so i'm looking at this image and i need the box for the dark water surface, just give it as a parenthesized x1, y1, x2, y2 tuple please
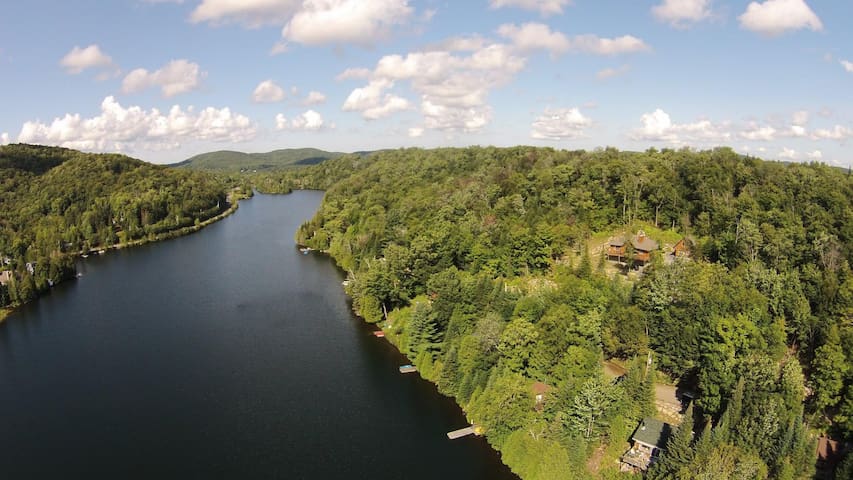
(0, 191, 517, 479)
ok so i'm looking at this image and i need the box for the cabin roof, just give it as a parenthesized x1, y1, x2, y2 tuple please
(532, 381, 552, 395)
(632, 418, 673, 449)
(631, 235, 659, 252)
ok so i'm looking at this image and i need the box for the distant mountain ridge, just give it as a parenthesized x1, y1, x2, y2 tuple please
(171, 148, 346, 171)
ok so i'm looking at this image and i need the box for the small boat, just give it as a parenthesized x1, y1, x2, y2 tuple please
(81, 254, 89, 258)
(399, 364, 417, 374)
(299, 247, 312, 255)
(372, 331, 385, 338)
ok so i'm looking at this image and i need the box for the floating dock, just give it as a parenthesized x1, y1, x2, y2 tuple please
(447, 426, 476, 439)
(399, 365, 417, 374)
(372, 331, 385, 338)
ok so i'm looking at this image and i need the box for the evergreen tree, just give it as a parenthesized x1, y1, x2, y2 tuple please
(648, 403, 695, 480)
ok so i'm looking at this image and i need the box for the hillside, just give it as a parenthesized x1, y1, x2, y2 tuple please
(0, 144, 227, 308)
(172, 148, 346, 171)
(288, 146, 853, 479)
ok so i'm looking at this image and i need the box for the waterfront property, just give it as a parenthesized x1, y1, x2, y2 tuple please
(620, 418, 675, 473)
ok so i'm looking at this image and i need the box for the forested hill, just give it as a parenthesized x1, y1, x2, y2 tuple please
(0, 144, 227, 308)
(288, 146, 853, 479)
(171, 147, 346, 171)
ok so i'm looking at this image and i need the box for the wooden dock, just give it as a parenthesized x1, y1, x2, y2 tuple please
(399, 365, 417, 374)
(447, 426, 476, 439)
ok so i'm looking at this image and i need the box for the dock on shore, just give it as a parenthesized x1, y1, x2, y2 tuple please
(447, 426, 476, 439)
(372, 331, 385, 338)
(399, 365, 417, 374)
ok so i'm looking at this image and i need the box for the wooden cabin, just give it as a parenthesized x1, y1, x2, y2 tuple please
(608, 231, 659, 265)
(531, 381, 552, 410)
(620, 418, 675, 472)
(0, 270, 12, 286)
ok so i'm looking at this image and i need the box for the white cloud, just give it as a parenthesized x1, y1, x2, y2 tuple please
(812, 125, 853, 140)
(632, 108, 731, 143)
(497, 23, 570, 55)
(408, 127, 424, 137)
(779, 147, 797, 160)
(16, 96, 256, 152)
(497, 24, 650, 56)
(740, 124, 777, 141)
(791, 110, 809, 126)
(122, 59, 204, 98)
(190, 0, 301, 27)
(336, 68, 372, 81)
(1, 132, 9, 145)
(738, 0, 822, 36)
(652, 0, 713, 28)
(303, 91, 327, 105)
(282, 0, 413, 46)
(59, 44, 116, 75)
(806, 150, 822, 160)
(841, 60, 853, 73)
(342, 79, 411, 120)
(252, 80, 286, 103)
(597, 65, 630, 80)
(275, 109, 327, 130)
(570, 35, 650, 55)
(489, 0, 572, 17)
(531, 107, 591, 140)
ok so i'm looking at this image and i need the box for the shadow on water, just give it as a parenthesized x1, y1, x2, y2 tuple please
(0, 191, 517, 480)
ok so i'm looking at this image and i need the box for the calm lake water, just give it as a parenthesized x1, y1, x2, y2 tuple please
(0, 191, 517, 479)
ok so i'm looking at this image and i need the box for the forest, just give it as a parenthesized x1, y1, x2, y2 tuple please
(278, 146, 853, 479)
(0, 144, 228, 310)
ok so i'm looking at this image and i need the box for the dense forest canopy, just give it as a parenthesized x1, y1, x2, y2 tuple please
(0, 144, 227, 308)
(170, 147, 346, 172)
(280, 146, 853, 479)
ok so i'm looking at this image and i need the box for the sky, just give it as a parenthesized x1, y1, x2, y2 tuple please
(0, 0, 851, 166)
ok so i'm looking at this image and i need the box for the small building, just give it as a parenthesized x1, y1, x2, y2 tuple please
(816, 436, 847, 474)
(620, 418, 674, 473)
(25, 262, 36, 275)
(531, 381, 552, 409)
(608, 231, 659, 266)
(672, 239, 688, 258)
(0, 270, 12, 286)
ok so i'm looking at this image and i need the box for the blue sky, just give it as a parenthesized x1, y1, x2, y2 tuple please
(0, 0, 851, 165)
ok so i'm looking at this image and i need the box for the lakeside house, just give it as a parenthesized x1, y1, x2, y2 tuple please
(0, 270, 12, 286)
(608, 231, 660, 266)
(620, 417, 675, 473)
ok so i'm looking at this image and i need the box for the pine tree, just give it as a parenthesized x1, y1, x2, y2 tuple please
(648, 403, 695, 479)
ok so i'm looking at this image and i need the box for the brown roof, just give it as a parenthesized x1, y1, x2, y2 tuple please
(532, 381, 552, 395)
(817, 436, 843, 464)
(631, 233, 659, 252)
(610, 237, 626, 247)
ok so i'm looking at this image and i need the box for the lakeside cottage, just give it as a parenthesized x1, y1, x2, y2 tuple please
(608, 231, 660, 266)
(0, 270, 12, 286)
(620, 417, 675, 473)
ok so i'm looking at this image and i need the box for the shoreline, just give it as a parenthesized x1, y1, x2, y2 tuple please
(1, 190, 246, 322)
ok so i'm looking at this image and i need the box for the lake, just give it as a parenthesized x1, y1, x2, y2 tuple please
(0, 191, 517, 479)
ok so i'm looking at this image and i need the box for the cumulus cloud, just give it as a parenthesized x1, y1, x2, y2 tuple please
(408, 127, 424, 137)
(806, 150, 822, 160)
(342, 79, 411, 120)
(738, 0, 822, 36)
(812, 125, 853, 140)
(252, 80, 286, 103)
(336, 68, 372, 81)
(778, 147, 797, 160)
(303, 91, 327, 105)
(190, 0, 301, 27)
(60, 44, 116, 75)
(632, 108, 731, 143)
(531, 107, 591, 140)
(597, 65, 630, 80)
(15, 96, 256, 153)
(841, 60, 853, 73)
(489, 0, 572, 17)
(1, 132, 9, 145)
(122, 59, 204, 98)
(281, 0, 413, 46)
(497, 24, 649, 56)
(275, 110, 328, 130)
(652, 0, 713, 28)
(342, 25, 645, 133)
(497, 23, 570, 55)
(740, 124, 777, 141)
